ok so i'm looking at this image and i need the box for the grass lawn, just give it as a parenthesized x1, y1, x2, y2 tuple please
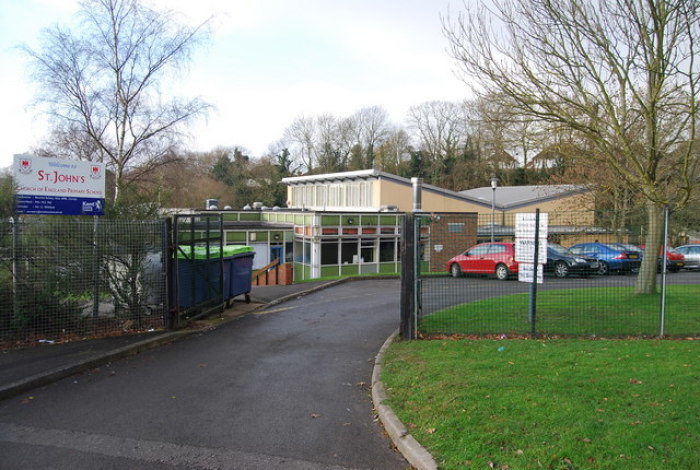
(381, 339, 700, 469)
(420, 285, 700, 337)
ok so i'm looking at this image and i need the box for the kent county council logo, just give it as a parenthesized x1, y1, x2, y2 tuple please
(18, 158, 32, 174)
(90, 165, 102, 179)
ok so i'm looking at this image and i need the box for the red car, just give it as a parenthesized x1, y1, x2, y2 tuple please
(638, 245, 685, 272)
(447, 242, 519, 280)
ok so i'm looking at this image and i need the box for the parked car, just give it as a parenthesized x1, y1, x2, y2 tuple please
(544, 243, 600, 278)
(447, 242, 518, 280)
(568, 242, 642, 275)
(638, 245, 685, 272)
(674, 245, 700, 270)
(608, 243, 644, 257)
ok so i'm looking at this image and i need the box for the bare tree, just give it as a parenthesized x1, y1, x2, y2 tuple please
(444, 0, 700, 293)
(351, 106, 392, 168)
(23, 0, 211, 204)
(315, 113, 354, 172)
(375, 127, 412, 174)
(406, 100, 468, 184)
(283, 116, 317, 172)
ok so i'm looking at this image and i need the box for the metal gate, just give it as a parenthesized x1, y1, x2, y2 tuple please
(170, 213, 225, 327)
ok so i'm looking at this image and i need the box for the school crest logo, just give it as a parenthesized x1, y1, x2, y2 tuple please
(90, 165, 102, 179)
(18, 158, 32, 174)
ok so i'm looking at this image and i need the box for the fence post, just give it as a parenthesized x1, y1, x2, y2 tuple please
(659, 205, 670, 337)
(92, 216, 100, 318)
(11, 216, 19, 325)
(400, 214, 416, 340)
(528, 209, 540, 337)
(163, 217, 175, 329)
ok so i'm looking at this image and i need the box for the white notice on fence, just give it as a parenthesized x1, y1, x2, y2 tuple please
(518, 262, 544, 284)
(515, 212, 548, 238)
(515, 212, 548, 264)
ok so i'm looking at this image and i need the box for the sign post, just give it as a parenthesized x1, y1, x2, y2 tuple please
(515, 210, 548, 336)
(14, 155, 106, 216)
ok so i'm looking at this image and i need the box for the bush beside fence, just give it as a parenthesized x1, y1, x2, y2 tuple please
(0, 217, 167, 347)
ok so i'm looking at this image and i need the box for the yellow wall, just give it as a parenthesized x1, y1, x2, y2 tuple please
(377, 179, 487, 213)
(502, 193, 595, 225)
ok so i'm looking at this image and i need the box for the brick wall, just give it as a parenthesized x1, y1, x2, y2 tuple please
(420, 213, 479, 273)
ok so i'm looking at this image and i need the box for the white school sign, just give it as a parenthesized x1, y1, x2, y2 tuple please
(14, 155, 106, 216)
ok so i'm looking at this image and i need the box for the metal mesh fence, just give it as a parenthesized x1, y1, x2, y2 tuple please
(415, 209, 700, 338)
(0, 217, 167, 347)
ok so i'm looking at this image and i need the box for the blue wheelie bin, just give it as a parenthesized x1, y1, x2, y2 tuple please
(222, 246, 255, 305)
(176, 245, 254, 308)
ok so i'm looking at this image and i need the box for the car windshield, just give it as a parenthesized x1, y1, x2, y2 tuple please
(548, 243, 572, 255)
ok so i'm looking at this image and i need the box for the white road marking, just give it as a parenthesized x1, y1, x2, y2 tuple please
(0, 422, 363, 470)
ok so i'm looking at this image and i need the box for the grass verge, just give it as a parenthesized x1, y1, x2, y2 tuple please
(420, 285, 700, 337)
(382, 339, 699, 469)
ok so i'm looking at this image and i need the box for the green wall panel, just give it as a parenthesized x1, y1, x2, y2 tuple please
(321, 215, 340, 225)
(321, 266, 339, 277)
(226, 232, 247, 242)
(342, 215, 358, 226)
(340, 265, 359, 276)
(239, 212, 262, 221)
(379, 263, 398, 274)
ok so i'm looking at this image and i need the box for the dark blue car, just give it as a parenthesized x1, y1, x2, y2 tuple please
(568, 242, 642, 275)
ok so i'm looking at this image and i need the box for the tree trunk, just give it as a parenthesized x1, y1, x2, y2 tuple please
(634, 201, 664, 294)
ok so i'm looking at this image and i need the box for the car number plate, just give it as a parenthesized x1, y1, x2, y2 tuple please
(629, 254, 638, 259)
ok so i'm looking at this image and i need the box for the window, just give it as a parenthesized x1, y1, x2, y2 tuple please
(361, 238, 376, 263)
(302, 241, 311, 264)
(341, 240, 358, 264)
(468, 245, 490, 256)
(285, 242, 293, 263)
(321, 240, 339, 265)
(293, 240, 304, 263)
(489, 244, 507, 254)
(447, 223, 464, 233)
(292, 179, 374, 209)
(379, 239, 396, 262)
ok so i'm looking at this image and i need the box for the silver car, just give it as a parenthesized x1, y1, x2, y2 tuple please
(675, 245, 700, 270)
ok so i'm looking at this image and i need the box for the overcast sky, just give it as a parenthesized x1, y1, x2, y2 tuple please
(0, 0, 471, 169)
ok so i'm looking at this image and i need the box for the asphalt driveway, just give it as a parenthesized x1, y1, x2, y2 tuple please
(0, 279, 407, 469)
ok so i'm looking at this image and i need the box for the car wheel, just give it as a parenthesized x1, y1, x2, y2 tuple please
(450, 263, 463, 278)
(597, 261, 609, 275)
(554, 261, 569, 278)
(495, 264, 510, 281)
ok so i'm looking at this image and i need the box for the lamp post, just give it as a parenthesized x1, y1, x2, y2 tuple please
(490, 176, 499, 242)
